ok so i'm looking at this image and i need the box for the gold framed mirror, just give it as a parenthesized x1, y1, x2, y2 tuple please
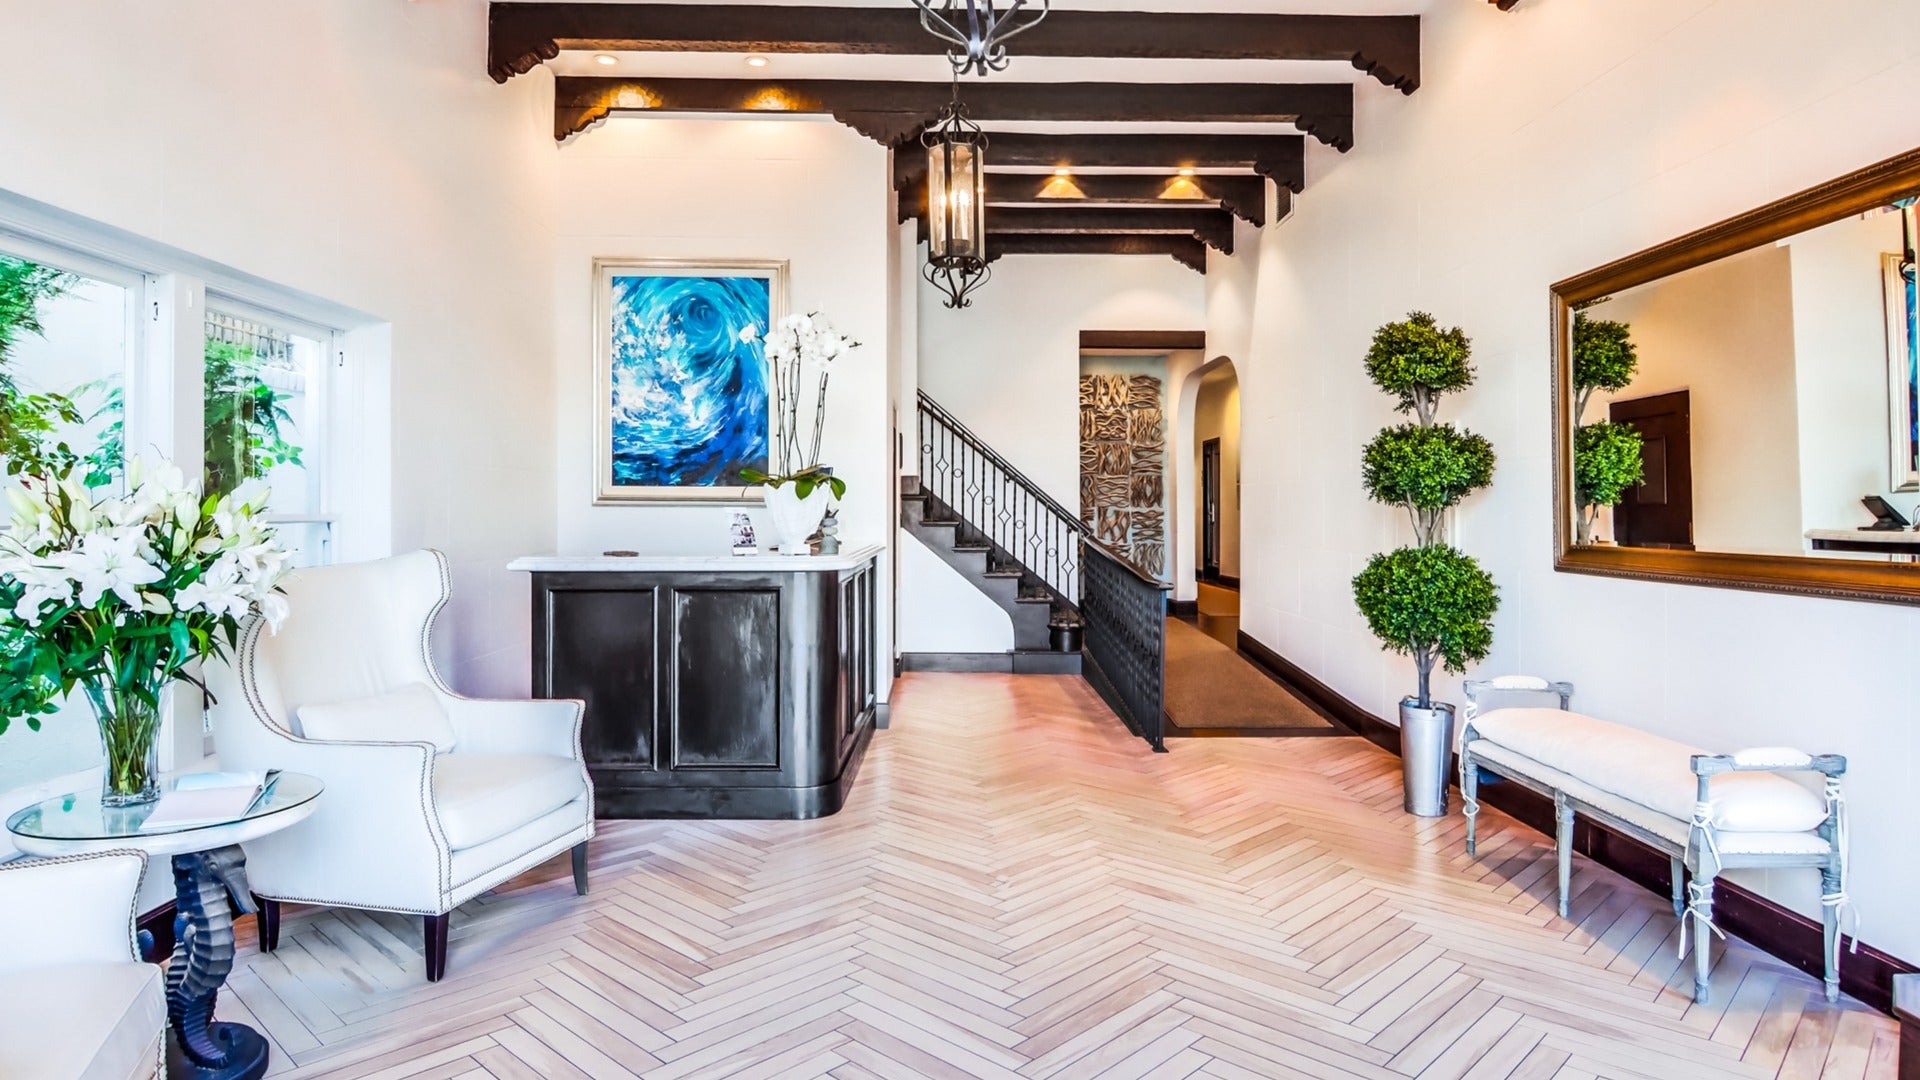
(1553, 147, 1920, 605)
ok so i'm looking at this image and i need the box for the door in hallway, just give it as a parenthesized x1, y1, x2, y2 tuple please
(1608, 389, 1694, 549)
(1202, 437, 1222, 577)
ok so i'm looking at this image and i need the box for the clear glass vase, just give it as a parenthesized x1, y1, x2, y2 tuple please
(83, 676, 164, 807)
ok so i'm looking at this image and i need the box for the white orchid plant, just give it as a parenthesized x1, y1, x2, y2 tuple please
(738, 312, 858, 500)
(0, 459, 291, 795)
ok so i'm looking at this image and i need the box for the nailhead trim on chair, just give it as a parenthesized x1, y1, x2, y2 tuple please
(231, 549, 594, 919)
(0, 849, 149, 960)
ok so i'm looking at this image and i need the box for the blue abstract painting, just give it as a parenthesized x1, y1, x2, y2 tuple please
(604, 270, 772, 494)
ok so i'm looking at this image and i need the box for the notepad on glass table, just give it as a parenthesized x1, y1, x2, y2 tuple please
(139, 770, 281, 831)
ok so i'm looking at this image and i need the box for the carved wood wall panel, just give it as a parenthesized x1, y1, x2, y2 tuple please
(1080, 373, 1168, 577)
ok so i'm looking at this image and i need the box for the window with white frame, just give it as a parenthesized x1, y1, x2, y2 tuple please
(204, 305, 335, 568)
(0, 224, 363, 797)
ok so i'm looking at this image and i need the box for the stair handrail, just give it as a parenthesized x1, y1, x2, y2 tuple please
(915, 390, 1166, 591)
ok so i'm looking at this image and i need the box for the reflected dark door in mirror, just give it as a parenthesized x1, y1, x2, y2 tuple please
(1611, 390, 1694, 550)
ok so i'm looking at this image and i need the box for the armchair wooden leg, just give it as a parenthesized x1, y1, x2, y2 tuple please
(572, 841, 590, 896)
(425, 913, 450, 983)
(257, 896, 281, 952)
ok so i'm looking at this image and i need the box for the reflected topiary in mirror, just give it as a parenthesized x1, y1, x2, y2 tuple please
(1569, 310, 1644, 544)
(1573, 420, 1646, 543)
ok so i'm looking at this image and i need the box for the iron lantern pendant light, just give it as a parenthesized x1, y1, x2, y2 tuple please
(923, 86, 990, 309)
(910, 0, 1050, 78)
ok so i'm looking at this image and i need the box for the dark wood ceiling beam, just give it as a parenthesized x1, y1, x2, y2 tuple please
(892, 134, 1305, 195)
(552, 77, 1355, 150)
(898, 173, 1275, 227)
(490, 4, 1420, 93)
(1491, 0, 1520, 9)
(987, 206, 1235, 255)
(987, 234, 1208, 273)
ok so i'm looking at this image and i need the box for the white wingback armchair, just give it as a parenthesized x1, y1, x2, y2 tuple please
(206, 549, 593, 982)
(0, 851, 165, 1080)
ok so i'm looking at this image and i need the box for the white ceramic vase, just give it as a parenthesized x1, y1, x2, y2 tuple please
(764, 483, 831, 555)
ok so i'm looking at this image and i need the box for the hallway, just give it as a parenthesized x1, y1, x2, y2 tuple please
(1165, 584, 1338, 736)
(234, 674, 1892, 1079)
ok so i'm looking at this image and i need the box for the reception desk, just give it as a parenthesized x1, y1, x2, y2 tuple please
(508, 546, 880, 819)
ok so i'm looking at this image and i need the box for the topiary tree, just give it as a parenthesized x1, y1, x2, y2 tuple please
(1364, 310, 1473, 426)
(1569, 309, 1643, 543)
(1362, 423, 1495, 547)
(1573, 420, 1646, 544)
(1571, 310, 1638, 423)
(1351, 311, 1499, 710)
(1353, 545, 1498, 709)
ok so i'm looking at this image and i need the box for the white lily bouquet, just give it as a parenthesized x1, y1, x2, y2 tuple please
(0, 461, 292, 805)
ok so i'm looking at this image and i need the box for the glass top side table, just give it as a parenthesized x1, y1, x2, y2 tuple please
(8, 772, 323, 1080)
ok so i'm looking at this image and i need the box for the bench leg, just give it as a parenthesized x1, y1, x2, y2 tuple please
(1691, 874, 1716, 1005)
(1462, 750, 1479, 857)
(1668, 856, 1685, 919)
(1553, 791, 1573, 920)
(1821, 863, 1842, 1004)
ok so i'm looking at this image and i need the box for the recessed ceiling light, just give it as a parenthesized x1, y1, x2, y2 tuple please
(1177, 167, 1197, 177)
(593, 53, 619, 66)
(746, 54, 771, 68)
(1054, 167, 1072, 177)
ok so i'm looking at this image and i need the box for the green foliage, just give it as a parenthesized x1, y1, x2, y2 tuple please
(1361, 423, 1495, 513)
(1573, 420, 1645, 509)
(739, 464, 847, 501)
(203, 338, 304, 497)
(1572, 312, 1638, 394)
(1572, 312, 1638, 424)
(1351, 544, 1499, 708)
(1363, 312, 1474, 421)
(0, 257, 85, 479)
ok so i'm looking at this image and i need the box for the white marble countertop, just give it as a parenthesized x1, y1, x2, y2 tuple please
(509, 544, 882, 573)
(1804, 529, 1920, 545)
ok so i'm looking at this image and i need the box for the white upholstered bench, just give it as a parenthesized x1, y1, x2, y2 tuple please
(1458, 676, 1850, 1005)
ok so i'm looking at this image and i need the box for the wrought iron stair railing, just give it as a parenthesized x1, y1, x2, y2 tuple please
(915, 390, 1170, 750)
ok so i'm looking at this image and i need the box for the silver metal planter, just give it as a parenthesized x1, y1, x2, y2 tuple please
(1399, 698, 1456, 817)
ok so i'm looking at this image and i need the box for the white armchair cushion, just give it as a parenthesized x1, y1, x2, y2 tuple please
(298, 682, 458, 752)
(1470, 707, 1827, 833)
(0, 963, 164, 1080)
(433, 754, 588, 851)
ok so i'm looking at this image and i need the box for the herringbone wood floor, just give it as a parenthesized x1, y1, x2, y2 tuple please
(221, 674, 1897, 1079)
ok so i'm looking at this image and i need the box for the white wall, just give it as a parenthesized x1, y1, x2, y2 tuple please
(0, 1, 556, 686)
(548, 115, 896, 697)
(1586, 245, 1802, 555)
(1221, 0, 1920, 959)
(1788, 211, 1913, 527)
(917, 254, 1205, 509)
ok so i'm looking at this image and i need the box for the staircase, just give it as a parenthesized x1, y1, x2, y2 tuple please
(900, 477, 1072, 663)
(902, 391, 1171, 739)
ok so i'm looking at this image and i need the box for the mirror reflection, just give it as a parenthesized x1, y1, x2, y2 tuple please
(1569, 200, 1920, 561)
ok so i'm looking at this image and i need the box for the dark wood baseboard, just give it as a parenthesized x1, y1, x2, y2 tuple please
(1168, 599, 1199, 617)
(1235, 628, 1918, 1017)
(1199, 572, 1240, 590)
(1236, 631, 1395, 752)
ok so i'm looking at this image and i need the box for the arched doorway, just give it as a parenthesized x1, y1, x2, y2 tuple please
(1172, 356, 1240, 622)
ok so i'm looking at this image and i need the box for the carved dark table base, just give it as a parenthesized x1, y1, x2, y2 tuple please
(170, 846, 270, 1080)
